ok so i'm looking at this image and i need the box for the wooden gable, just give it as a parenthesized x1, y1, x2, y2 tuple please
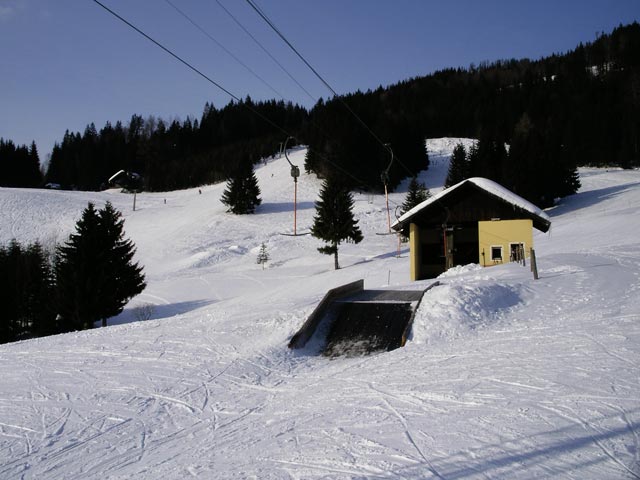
(394, 179, 551, 234)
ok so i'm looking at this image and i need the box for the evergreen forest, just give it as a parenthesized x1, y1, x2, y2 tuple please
(0, 203, 145, 344)
(0, 23, 637, 208)
(0, 139, 43, 188)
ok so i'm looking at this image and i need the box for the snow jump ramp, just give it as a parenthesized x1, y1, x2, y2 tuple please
(289, 279, 439, 356)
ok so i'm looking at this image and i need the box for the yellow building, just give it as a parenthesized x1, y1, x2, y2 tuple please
(392, 178, 551, 281)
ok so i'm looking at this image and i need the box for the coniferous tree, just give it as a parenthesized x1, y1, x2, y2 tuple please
(55, 202, 146, 330)
(468, 134, 508, 183)
(311, 176, 363, 270)
(95, 202, 147, 326)
(506, 113, 546, 204)
(0, 240, 55, 343)
(0, 240, 24, 342)
(445, 143, 470, 187)
(304, 147, 320, 174)
(55, 203, 102, 331)
(27, 141, 43, 187)
(24, 242, 57, 338)
(0, 139, 42, 188)
(256, 242, 269, 269)
(401, 177, 431, 215)
(220, 160, 262, 214)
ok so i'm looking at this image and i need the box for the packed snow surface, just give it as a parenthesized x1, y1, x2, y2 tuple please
(1, 139, 639, 479)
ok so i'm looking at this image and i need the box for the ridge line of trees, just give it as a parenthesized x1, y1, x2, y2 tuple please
(1, 23, 638, 202)
(0, 139, 43, 188)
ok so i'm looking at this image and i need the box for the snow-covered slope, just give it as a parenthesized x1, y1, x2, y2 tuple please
(0, 139, 639, 479)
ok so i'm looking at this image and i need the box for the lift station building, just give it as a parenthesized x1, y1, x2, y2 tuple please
(392, 177, 551, 281)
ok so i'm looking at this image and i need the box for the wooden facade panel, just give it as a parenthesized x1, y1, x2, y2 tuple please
(411, 187, 533, 227)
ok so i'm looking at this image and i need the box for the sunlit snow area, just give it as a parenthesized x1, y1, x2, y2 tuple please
(1, 139, 639, 479)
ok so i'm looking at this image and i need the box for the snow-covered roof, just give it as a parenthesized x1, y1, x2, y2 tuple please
(108, 169, 126, 183)
(392, 177, 551, 231)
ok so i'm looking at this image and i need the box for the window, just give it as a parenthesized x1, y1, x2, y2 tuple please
(491, 245, 503, 262)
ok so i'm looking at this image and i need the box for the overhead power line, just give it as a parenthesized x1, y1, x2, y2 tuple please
(243, 0, 416, 177)
(213, 0, 317, 104)
(91, 1, 387, 190)
(91, 0, 290, 137)
(161, 2, 373, 188)
(163, 0, 285, 100)
(244, 0, 337, 97)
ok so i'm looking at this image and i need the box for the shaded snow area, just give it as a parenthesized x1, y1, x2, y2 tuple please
(1, 140, 639, 479)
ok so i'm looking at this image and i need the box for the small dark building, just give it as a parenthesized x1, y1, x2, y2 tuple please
(392, 177, 551, 280)
(108, 170, 142, 191)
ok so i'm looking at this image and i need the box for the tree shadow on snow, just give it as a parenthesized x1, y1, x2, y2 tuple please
(368, 410, 640, 479)
(352, 247, 409, 267)
(256, 201, 315, 215)
(109, 299, 215, 326)
(546, 182, 640, 217)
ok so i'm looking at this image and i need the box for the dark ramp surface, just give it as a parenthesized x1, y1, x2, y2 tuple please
(340, 289, 426, 303)
(288, 280, 439, 356)
(324, 302, 415, 357)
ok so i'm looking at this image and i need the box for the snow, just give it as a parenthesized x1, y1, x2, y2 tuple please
(1, 139, 639, 479)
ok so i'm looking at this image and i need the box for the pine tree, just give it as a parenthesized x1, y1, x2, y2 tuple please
(0, 240, 56, 344)
(95, 202, 147, 325)
(22, 242, 56, 338)
(0, 139, 42, 188)
(256, 242, 269, 269)
(304, 147, 320, 174)
(27, 141, 43, 187)
(445, 143, 469, 187)
(401, 177, 431, 215)
(311, 176, 363, 270)
(0, 241, 23, 342)
(506, 113, 545, 204)
(55, 203, 101, 331)
(56, 202, 146, 330)
(468, 135, 507, 182)
(220, 160, 262, 214)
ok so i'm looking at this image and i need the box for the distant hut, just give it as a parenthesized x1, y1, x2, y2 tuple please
(392, 177, 551, 280)
(108, 170, 142, 191)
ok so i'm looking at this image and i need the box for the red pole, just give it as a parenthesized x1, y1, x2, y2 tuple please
(294, 179, 298, 236)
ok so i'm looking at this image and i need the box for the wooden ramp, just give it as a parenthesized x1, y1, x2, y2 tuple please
(289, 280, 439, 356)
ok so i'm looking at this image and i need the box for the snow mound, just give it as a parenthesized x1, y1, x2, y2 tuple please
(437, 262, 484, 278)
(411, 278, 524, 345)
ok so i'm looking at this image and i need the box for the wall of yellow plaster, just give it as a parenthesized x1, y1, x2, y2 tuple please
(478, 219, 533, 267)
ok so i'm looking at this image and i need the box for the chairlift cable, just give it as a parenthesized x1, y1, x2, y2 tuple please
(91, 0, 292, 138)
(213, 0, 318, 103)
(164, 0, 286, 100)
(92, 1, 406, 201)
(244, 0, 415, 177)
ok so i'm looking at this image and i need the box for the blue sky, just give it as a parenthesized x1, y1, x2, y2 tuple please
(1, 0, 638, 163)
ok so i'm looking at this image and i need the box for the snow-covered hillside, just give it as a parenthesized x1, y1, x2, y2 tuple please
(0, 139, 639, 479)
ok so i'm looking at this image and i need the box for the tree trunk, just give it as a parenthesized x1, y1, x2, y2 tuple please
(334, 244, 340, 270)
(101, 318, 107, 327)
